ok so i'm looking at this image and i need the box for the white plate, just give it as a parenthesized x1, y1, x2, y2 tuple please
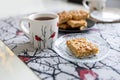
(53, 33, 110, 63)
(90, 8, 120, 22)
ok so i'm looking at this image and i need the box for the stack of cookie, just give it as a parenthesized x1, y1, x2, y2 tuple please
(58, 10, 89, 30)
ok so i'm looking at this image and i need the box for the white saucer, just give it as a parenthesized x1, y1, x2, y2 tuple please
(90, 8, 120, 22)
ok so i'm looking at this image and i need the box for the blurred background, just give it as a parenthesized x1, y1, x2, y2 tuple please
(0, 0, 120, 18)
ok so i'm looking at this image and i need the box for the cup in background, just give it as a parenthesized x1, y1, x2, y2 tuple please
(20, 12, 59, 49)
(83, 0, 107, 12)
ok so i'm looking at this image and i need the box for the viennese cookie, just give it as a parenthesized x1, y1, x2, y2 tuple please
(67, 20, 87, 29)
(70, 10, 89, 20)
(66, 38, 99, 58)
(59, 24, 70, 30)
(58, 11, 72, 24)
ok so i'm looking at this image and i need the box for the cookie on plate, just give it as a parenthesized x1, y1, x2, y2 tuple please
(66, 38, 99, 58)
(70, 10, 89, 20)
(67, 20, 87, 28)
(58, 11, 72, 24)
(59, 23, 70, 30)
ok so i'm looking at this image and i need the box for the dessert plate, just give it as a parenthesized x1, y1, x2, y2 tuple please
(59, 19, 95, 33)
(90, 8, 120, 22)
(53, 33, 110, 63)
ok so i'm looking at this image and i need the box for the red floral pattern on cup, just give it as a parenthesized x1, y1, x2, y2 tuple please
(35, 35, 43, 41)
(49, 32, 56, 39)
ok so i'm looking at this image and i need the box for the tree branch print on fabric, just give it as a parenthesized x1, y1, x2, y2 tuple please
(1, 15, 120, 80)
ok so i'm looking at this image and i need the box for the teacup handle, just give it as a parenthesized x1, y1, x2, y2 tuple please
(83, 0, 91, 10)
(20, 18, 30, 37)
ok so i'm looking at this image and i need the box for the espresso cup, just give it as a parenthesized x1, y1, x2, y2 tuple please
(20, 12, 59, 49)
(83, 0, 107, 12)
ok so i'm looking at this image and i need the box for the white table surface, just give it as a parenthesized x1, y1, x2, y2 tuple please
(0, 0, 84, 18)
(0, 0, 120, 18)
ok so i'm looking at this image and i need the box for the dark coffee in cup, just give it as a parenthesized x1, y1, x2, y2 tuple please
(35, 17, 54, 20)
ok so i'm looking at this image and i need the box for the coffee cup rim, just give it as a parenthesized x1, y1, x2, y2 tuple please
(28, 12, 58, 21)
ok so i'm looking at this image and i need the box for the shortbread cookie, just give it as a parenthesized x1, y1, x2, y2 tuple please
(59, 23, 70, 30)
(58, 11, 72, 24)
(79, 26, 87, 30)
(66, 38, 99, 58)
(70, 10, 89, 20)
(67, 20, 87, 28)
(79, 10, 89, 19)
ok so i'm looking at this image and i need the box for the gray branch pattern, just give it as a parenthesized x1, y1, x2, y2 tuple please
(0, 15, 120, 80)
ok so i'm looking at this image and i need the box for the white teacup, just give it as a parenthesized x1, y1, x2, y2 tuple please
(20, 12, 59, 49)
(83, 0, 107, 12)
